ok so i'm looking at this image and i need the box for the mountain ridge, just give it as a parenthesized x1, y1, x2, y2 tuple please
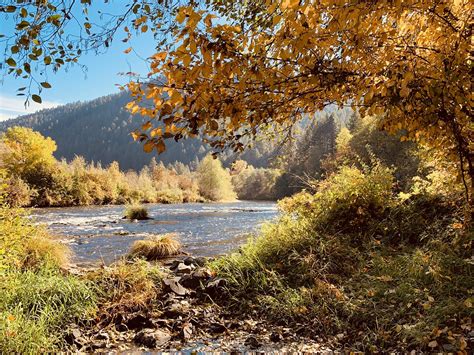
(0, 91, 274, 170)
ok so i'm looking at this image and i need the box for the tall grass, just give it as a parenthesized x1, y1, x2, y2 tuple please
(211, 164, 473, 350)
(0, 192, 97, 352)
(87, 259, 162, 322)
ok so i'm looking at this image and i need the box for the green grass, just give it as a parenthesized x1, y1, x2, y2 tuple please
(211, 164, 473, 351)
(0, 268, 97, 353)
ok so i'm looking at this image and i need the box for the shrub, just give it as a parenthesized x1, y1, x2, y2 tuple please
(197, 154, 236, 201)
(279, 163, 394, 235)
(156, 188, 184, 204)
(22, 235, 71, 270)
(129, 233, 182, 260)
(124, 205, 150, 220)
(0, 203, 71, 271)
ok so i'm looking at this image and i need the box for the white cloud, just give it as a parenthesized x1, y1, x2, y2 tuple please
(0, 94, 61, 121)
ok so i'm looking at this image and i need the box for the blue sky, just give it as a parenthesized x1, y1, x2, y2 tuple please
(0, 2, 156, 121)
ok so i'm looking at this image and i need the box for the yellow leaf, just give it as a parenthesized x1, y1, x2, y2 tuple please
(204, 14, 216, 27)
(273, 15, 282, 26)
(156, 140, 166, 153)
(150, 128, 162, 137)
(143, 141, 154, 153)
(142, 121, 152, 130)
(152, 52, 167, 61)
(131, 132, 140, 141)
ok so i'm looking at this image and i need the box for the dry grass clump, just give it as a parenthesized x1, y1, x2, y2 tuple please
(86, 259, 162, 323)
(129, 233, 182, 260)
(125, 205, 149, 220)
(23, 235, 71, 269)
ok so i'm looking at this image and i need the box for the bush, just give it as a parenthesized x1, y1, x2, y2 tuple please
(129, 233, 181, 260)
(197, 154, 236, 201)
(279, 163, 394, 235)
(0, 204, 71, 271)
(156, 188, 184, 204)
(124, 205, 150, 220)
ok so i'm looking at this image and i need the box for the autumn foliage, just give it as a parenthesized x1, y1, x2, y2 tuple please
(126, 0, 473, 210)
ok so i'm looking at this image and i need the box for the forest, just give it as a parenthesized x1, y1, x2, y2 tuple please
(0, 0, 472, 353)
(0, 91, 278, 171)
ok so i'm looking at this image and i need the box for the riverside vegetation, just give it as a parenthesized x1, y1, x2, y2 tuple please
(0, 127, 279, 207)
(1, 114, 472, 352)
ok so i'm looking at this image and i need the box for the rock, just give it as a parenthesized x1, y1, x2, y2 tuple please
(270, 332, 282, 342)
(181, 322, 193, 340)
(180, 274, 201, 289)
(126, 314, 154, 330)
(90, 340, 107, 350)
(442, 344, 456, 352)
(194, 256, 207, 267)
(183, 256, 195, 266)
(65, 327, 84, 346)
(115, 323, 128, 332)
(244, 335, 261, 349)
(165, 259, 181, 269)
(205, 278, 227, 298)
(175, 262, 193, 274)
(162, 277, 187, 296)
(94, 331, 110, 341)
(180, 268, 212, 289)
(209, 322, 227, 334)
(162, 302, 188, 319)
(133, 329, 171, 348)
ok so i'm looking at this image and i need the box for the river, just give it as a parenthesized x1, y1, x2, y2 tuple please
(30, 201, 278, 264)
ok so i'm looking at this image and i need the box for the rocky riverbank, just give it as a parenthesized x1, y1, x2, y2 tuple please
(64, 256, 333, 352)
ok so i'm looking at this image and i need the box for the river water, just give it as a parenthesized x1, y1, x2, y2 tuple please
(30, 201, 278, 264)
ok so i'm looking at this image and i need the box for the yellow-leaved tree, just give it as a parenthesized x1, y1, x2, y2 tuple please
(126, 0, 473, 212)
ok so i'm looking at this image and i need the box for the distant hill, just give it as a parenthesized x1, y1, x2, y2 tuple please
(0, 91, 276, 170)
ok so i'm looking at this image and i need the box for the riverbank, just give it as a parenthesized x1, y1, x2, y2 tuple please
(62, 256, 333, 352)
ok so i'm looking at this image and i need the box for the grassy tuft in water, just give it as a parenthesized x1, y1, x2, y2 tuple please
(124, 205, 150, 220)
(129, 233, 182, 260)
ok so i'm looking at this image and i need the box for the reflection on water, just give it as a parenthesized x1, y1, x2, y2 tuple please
(30, 201, 278, 264)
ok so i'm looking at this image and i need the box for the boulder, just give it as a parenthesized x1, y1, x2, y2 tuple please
(133, 329, 171, 348)
(175, 262, 193, 274)
(244, 335, 262, 349)
(180, 268, 213, 289)
(162, 277, 187, 296)
(205, 278, 227, 298)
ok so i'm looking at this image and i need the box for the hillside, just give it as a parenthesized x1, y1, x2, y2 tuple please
(0, 91, 275, 170)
